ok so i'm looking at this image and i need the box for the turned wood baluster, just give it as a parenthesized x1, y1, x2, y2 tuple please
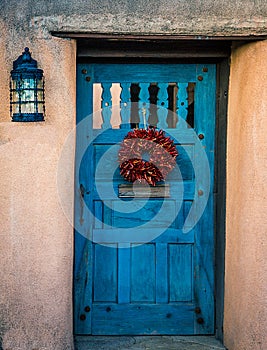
(120, 82, 131, 129)
(157, 83, 169, 129)
(101, 82, 112, 129)
(139, 83, 150, 129)
(176, 83, 188, 127)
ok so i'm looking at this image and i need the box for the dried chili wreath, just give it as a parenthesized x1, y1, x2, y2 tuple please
(118, 128, 178, 186)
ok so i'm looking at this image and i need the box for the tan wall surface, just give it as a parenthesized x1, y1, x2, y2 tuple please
(1, 2, 267, 348)
(0, 20, 76, 350)
(224, 40, 267, 350)
(1, 0, 267, 37)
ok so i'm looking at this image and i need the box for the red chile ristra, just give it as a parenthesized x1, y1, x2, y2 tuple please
(118, 128, 178, 186)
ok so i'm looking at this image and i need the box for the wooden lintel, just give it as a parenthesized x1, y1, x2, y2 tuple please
(51, 32, 267, 41)
(50, 32, 266, 60)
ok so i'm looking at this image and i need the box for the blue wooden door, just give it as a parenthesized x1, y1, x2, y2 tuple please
(75, 63, 216, 335)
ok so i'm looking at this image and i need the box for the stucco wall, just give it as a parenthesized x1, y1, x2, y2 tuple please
(0, 19, 76, 350)
(0, 0, 267, 37)
(0, 1, 267, 349)
(224, 40, 267, 350)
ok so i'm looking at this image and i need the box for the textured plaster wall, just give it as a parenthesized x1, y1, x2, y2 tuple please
(0, 0, 267, 37)
(0, 17, 76, 350)
(0, 1, 267, 349)
(224, 40, 267, 350)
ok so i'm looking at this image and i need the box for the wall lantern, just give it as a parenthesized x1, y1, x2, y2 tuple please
(10, 47, 45, 122)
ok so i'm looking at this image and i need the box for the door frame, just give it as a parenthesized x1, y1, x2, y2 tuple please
(74, 38, 229, 341)
(214, 59, 229, 340)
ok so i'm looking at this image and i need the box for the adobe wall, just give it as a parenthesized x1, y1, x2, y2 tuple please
(0, 18, 76, 350)
(1, 0, 266, 36)
(224, 40, 267, 350)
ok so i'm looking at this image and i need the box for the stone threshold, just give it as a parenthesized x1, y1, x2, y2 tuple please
(75, 335, 226, 350)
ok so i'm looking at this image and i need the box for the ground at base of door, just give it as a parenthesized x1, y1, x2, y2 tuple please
(75, 335, 226, 350)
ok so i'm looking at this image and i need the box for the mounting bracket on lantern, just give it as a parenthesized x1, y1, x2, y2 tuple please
(10, 47, 45, 122)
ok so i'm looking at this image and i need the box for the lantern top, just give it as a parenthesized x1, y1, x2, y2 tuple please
(13, 47, 39, 71)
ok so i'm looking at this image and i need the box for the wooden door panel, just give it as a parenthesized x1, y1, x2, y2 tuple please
(112, 199, 176, 228)
(93, 244, 118, 302)
(93, 199, 193, 230)
(169, 244, 193, 302)
(92, 303, 194, 335)
(131, 243, 156, 302)
(92, 228, 195, 245)
(75, 63, 216, 335)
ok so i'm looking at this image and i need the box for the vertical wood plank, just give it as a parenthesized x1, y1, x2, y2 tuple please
(101, 82, 112, 129)
(118, 243, 131, 303)
(131, 244, 156, 302)
(194, 64, 216, 333)
(156, 243, 168, 303)
(177, 83, 188, 121)
(75, 64, 94, 334)
(94, 201, 103, 229)
(215, 59, 229, 340)
(94, 244, 118, 302)
(74, 236, 93, 334)
(139, 83, 150, 128)
(103, 200, 112, 228)
(183, 200, 194, 232)
(169, 244, 192, 301)
(157, 83, 169, 129)
(120, 82, 131, 129)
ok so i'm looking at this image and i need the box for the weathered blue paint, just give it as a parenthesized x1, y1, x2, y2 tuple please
(75, 63, 216, 335)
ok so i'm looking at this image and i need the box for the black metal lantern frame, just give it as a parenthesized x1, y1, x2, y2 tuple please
(10, 47, 45, 122)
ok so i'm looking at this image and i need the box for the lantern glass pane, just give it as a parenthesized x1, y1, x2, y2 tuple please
(21, 102, 35, 113)
(21, 89, 35, 102)
(13, 103, 20, 114)
(20, 78, 35, 102)
(11, 80, 18, 90)
(23, 78, 35, 89)
(37, 90, 44, 101)
(37, 78, 44, 89)
(38, 102, 44, 113)
(12, 90, 20, 103)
